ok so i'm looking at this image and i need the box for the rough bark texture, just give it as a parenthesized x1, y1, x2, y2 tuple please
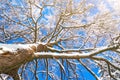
(0, 44, 47, 80)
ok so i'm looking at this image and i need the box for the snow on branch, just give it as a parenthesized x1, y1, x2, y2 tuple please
(34, 44, 119, 59)
(34, 52, 89, 59)
(0, 43, 119, 58)
(0, 44, 38, 55)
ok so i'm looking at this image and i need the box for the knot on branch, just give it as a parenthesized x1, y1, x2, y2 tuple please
(37, 44, 48, 52)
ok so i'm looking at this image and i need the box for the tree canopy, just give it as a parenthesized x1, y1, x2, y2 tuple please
(0, 0, 120, 80)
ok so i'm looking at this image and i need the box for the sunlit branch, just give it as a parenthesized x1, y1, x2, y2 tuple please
(78, 59, 99, 80)
(53, 58, 66, 75)
(2, 13, 27, 27)
(34, 59, 39, 80)
(47, 15, 63, 43)
(91, 56, 120, 71)
(107, 64, 117, 80)
(45, 59, 48, 80)
(66, 59, 78, 79)
(47, 44, 119, 55)
(60, 22, 95, 29)
(34, 44, 116, 59)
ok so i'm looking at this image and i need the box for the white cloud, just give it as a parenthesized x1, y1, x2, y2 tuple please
(107, 0, 120, 12)
(98, 1, 109, 13)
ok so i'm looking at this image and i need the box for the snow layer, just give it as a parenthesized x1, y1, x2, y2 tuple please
(0, 44, 37, 54)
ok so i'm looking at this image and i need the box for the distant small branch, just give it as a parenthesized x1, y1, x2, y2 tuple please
(91, 56, 120, 71)
(78, 59, 99, 80)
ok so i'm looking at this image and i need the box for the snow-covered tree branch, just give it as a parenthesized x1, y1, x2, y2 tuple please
(0, 0, 120, 80)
